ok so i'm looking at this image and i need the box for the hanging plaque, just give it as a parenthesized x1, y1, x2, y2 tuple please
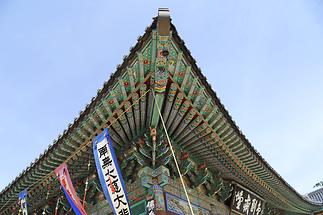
(231, 183, 265, 215)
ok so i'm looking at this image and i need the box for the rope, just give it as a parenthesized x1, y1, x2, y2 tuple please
(152, 90, 195, 215)
(82, 157, 91, 207)
(0, 88, 151, 214)
(54, 197, 60, 215)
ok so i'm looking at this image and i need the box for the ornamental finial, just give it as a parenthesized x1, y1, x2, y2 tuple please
(157, 8, 170, 35)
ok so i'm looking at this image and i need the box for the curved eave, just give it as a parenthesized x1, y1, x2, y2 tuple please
(169, 22, 323, 212)
(0, 18, 158, 213)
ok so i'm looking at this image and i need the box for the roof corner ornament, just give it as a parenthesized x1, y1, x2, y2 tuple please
(157, 8, 170, 35)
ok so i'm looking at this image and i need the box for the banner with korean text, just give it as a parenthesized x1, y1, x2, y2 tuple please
(18, 189, 28, 215)
(93, 128, 132, 215)
(54, 163, 87, 215)
(231, 183, 265, 215)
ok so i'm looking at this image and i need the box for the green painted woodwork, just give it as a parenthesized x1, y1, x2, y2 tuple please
(218, 182, 234, 202)
(151, 32, 171, 128)
(130, 199, 147, 215)
(121, 129, 171, 170)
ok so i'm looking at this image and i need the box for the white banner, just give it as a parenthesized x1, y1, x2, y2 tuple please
(93, 128, 131, 215)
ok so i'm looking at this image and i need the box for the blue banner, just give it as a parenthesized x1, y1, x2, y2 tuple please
(93, 128, 132, 215)
(18, 189, 28, 215)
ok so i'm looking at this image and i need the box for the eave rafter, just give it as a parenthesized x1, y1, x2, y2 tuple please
(163, 49, 308, 212)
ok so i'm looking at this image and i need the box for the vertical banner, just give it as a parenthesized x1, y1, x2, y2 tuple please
(18, 189, 28, 215)
(146, 199, 155, 215)
(54, 163, 87, 215)
(93, 128, 132, 215)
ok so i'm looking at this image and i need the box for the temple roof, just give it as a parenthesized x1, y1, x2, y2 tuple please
(0, 9, 322, 214)
(307, 188, 323, 204)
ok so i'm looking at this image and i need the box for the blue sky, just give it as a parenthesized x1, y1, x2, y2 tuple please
(0, 0, 322, 195)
